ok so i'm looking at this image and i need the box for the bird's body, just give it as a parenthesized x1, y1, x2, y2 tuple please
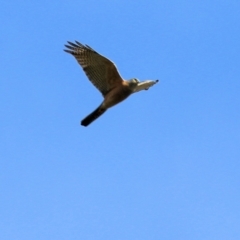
(81, 80, 138, 126)
(64, 41, 158, 126)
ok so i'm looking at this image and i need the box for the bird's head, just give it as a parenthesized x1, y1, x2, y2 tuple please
(128, 78, 140, 90)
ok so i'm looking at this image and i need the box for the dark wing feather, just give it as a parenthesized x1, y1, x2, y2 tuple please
(64, 41, 123, 96)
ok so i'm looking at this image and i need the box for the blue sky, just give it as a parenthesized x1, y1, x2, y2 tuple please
(1, 1, 240, 239)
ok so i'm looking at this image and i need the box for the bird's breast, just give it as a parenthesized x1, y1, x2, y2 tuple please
(103, 85, 133, 109)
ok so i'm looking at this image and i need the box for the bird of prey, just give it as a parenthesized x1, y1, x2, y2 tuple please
(64, 41, 158, 127)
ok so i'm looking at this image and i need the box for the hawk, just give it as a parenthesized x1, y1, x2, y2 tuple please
(64, 41, 158, 127)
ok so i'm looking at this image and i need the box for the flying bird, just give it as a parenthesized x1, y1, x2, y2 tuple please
(64, 41, 158, 127)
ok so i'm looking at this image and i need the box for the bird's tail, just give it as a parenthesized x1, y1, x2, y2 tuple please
(81, 105, 107, 127)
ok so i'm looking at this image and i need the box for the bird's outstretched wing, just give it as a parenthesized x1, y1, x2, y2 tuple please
(64, 41, 123, 96)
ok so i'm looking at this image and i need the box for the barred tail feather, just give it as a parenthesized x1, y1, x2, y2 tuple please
(81, 106, 106, 127)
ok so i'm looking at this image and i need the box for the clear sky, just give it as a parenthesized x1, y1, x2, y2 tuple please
(1, 1, 240, 239)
